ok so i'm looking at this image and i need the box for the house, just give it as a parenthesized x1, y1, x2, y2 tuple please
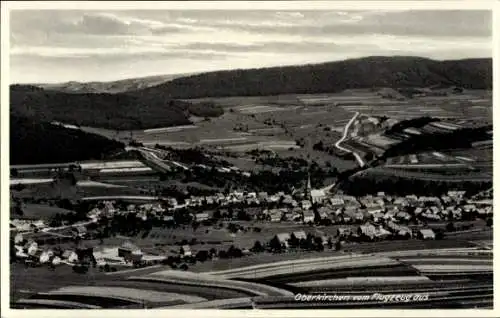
(405, 195, 418, 203)
(301, 200, 312, 210)
(14, 233, 25, 245)
(71, 225, 88, 239)
(24, 241, 38, 256)
(247, 192, 257, 199)
(163, 215, 174, 222)
(344, 208, 362, 223)
(318, 206, 333, 219)
(392, 198, 407, 209)
(418, 229, 436, 240)
(269, 209, 283, 222)
(292, 231, 307, 241)
(303, 210, 315, 223)
(268, 195, 281, 203)
(282, 195, 296, 206)
(118, 241, 143, 262)
(310, 189, 326, 204)
(447, 191, 466, 199)
(337, 228, 351, 238)
(167, 198, 178, 207)
(372, 212, 385, 222)
(283, 211, 294, 221)
(258, 192, 269, 200)
(321, 235, 330, 246)
(377, 192, 386, 197)
(367, 205, 384, 215)
(62, 249, 79, 263)
(358, 222, 391, 240)
(181, 245, 192, 257)
(386, 221, 412, 238)
(462, 205, 476, 213)
(441, 195, 453, 204)
(32, 220, 47, 229)
(195, 212, 210, 222)
(396, 211, 411, 221)
(329, 197, 345, 208)
(275, 233, 291, 248)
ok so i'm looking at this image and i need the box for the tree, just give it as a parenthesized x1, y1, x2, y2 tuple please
(192, 221, 200, 232)
(288, 233, 299, 248)
(486, 218, 493, 227)
(327, 237, 333, 249)
(209, 248, 217, 258)
(213, 210, 222, 220)
(335, 240, 342, 251)
(312, 141, 324, 151)
(269, 236, 283, 253)
(313, 237, 324, 251)
(446, 222, 455, 232)
(251, 240, 264, 253)
(196, 250, 209, 262)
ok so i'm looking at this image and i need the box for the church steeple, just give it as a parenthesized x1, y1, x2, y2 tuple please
(304, 169, 312, 200)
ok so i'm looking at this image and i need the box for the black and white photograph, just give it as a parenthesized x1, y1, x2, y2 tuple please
(3, 1, 496, 313)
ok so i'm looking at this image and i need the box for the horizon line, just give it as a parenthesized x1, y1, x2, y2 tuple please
(10, 55, 492, 86)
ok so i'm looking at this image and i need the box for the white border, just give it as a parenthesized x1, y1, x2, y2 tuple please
(1, 1, 498, 317)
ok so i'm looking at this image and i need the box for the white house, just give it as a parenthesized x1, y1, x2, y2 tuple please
(276, 233, 291, 248)
(195, 212, 210, 222)
(303, 211, 315, 223)
(310, 189, 326, 204)
(301, 200, 312, 210)
(419, 229, 436, 240)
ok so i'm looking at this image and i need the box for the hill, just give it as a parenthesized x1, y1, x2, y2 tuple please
(10, 85, 223, 130)
(10, 115, 125, 165)
(33, 73, 193, 94)
(132, 56, 492, 99)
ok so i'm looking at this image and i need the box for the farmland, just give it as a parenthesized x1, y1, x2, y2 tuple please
(12, 242, 492, 309)
(29, 86, 489, 187)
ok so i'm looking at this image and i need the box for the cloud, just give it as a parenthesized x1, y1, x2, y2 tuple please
(182, 41, 344, 54)
(10, 44, 230, 61)
(9, 9, 492, 84)
(207, 10, 491, 38)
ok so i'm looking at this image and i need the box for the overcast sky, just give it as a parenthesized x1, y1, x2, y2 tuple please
(10, 10, 492, 84)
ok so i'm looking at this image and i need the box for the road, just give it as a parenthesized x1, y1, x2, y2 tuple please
(334, 112, 365, 167)
(127, 147, 190, 174)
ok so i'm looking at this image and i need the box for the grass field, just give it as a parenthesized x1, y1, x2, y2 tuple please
(15, 90, 492, 194)
(11, 203, 74, 220)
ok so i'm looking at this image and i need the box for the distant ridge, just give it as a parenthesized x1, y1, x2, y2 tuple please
(30, 73, 195, 94)
(131, 56, 492, 99)
(10, 56, 492, 132)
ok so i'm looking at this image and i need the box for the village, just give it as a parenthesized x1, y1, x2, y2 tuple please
(10, 174, 493, 274)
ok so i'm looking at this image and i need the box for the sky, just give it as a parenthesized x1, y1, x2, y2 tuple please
(9, 9, 492, 84)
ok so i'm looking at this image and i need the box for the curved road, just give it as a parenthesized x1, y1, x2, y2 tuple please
(334, 112, 365, 167)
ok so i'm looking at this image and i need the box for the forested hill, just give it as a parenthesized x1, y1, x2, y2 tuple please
(133, 56, 492, 99)
(10, 115, 125, 165)
(10, 85, 223, 130)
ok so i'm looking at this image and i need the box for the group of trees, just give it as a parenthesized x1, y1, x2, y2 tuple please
(383, 125, 492, 159)
(262, 232, 336, 254)
(386, 116, 439, 134)
(10, 85, 224, 131)
(10, 115, 125, 165)
(130, 57, 492, 99)
(341, 175, 492, 197)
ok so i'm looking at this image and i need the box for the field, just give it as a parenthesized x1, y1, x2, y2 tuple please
(54, 88, 489, 182)
(10, 203, 74, 220)
(12, 228, 492, 307)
